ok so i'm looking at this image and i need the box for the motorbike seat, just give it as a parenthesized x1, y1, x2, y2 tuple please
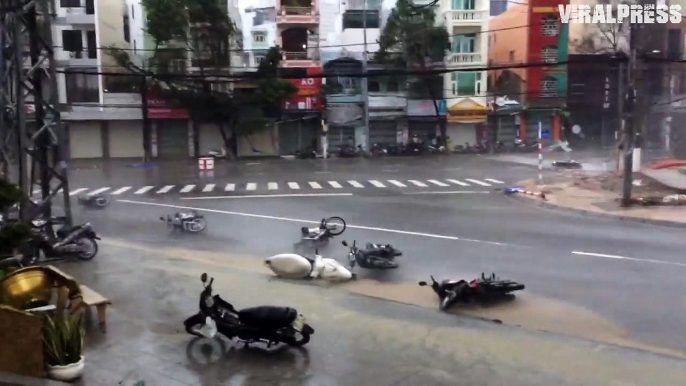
(238, 306, 298, 330)
(56, 225, 81, 238)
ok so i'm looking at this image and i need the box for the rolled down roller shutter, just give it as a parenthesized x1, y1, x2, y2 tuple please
(369, 121, 397, 145)
(157, 120, 189, 157)
(328, 125, 356, 150)
(408, 121, 437, 141)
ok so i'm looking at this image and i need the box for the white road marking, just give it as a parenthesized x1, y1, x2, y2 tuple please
(69, 188, 88, 195)
(134, 186, 154, 194)
(157, 185, 174, 194)
(466, 179, 491, 186)
(408, 180, 428, 187)
(111, 187, 132, 195)
(403, 191, 490, 195)
(369, 180, 386, 188)
(447, 179, 470, 186)
(288, 182, 300, 190)
(181, 193, 353, 200)
(572, 251, 686, 268)
(309, 182, 322, 189)
(314, 171, 331, 174)
(117, 199, 514, 247)
(268, 182, 278, 190)
(428, 179, 449, 187)
(486, 178, 505, 184)
(88, 187, 111, 196)
(224, 183, 235, 191)
(388, 180, 407, 188)
(203, 184, 215, 192)
(180, 185, 196, 193)
(328, 181, 343, 188)
(348, 180, 364, 188)
(246, 183, 257, 191)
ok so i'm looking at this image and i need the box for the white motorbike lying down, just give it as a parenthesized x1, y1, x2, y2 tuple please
(265, 249, 354, 282)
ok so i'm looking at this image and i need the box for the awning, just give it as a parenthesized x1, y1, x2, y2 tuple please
(447, 98, 488, 123)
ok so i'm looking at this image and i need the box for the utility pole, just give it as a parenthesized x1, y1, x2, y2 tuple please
(361, 0, 370, 150)
(621, 23, 638, 207)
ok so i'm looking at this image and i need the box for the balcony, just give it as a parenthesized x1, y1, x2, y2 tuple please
(276, 5, 319, 24)
(281, 51, 320, 68)
(447, 52, 482, 66)
(63, 0, 95, 25)
(445, 10, 487, 26)
(55, 48, 97, 66)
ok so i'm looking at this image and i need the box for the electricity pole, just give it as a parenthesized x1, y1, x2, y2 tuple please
(361, 0, 370, 150)
(621, 23, 638, 207)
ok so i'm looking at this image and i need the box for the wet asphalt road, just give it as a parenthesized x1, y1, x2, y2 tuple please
(66, 156, 686, 354)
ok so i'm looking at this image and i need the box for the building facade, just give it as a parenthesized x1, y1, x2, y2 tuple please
(440, 0, 490, 146)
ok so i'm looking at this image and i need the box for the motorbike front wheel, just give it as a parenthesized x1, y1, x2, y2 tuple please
(287, 331, 311, 347)
(76, 237, 98, 261)
(185, 218, 207, 233)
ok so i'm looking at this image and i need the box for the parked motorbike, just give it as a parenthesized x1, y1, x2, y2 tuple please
(21, 217, 100, 265)
(299, 216, 346, 245)
(160, 211, 207, 233)
(492, 140, 507, 153)
(369, 143, 388, 157)
(295, 146, 317, 159)
(342, 240, 399, 270)
(184, 273, 315, 348)
(338, 144, 362, 158)
(419, 273, 525, 311)
(77, 194, 110, 209)
(265, 248, 354, 282)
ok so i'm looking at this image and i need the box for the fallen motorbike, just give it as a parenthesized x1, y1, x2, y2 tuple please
(342, 240, 399, 270)
(419, 273, 525, 311)
(184, 273, 315, 347)
(265, 248, 354, 282)
(77, 194, 110, 209)
(21, 217, 100, 265)
(208, 146, 228, 159)
(160, 211, 207, 233)
(299, 216, 346, 245)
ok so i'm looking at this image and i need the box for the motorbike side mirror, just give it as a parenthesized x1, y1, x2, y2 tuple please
(418, 281, 428, 286)
(201, 273, 208, 283)
(342, 241, 348, 247)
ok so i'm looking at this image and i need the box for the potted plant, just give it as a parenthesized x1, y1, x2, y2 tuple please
(42, 316, 85, 381)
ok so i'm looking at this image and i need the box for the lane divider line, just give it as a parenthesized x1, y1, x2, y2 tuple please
(180, 193, 353, 200)
(572, 251, 686, 268)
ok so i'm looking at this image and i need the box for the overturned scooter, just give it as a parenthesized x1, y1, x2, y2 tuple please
(78, 194, 110, 209)
(299, 216, 346, 245)
(419, 273, 525, 311)
(265, 249, 354, 282)
(160, 211, 207, 233)
(342, 240, 400, 270)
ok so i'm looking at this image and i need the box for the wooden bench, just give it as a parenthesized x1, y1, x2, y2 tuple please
(77, 285, 111, 333)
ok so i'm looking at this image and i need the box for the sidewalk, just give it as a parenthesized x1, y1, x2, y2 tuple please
(513, 174, 686, 226)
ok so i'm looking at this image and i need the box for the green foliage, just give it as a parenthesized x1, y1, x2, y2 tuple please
(43, 316, 85, 367)
(376, 0, 450, 67)
(256, 47, 298, 106)
(141, 0, 189, 46)
(0, 177, 22, 209)
(0, 177, 32, 257)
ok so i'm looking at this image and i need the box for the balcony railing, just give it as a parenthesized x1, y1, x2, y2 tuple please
(446, 10, 487, 23)
(447, 52, 482, 65)
(346, 0, 381, 10)
(283, 6, 313, 15)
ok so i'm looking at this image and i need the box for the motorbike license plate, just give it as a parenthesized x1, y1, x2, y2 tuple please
(292, 314, 306, 332)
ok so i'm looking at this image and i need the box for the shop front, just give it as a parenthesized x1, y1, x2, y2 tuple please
(406, 99, 447, 141)
(369, 95, 406, 146)
(147, 94, 192, 158)
(446, 98, 489, 147)
(488, 96, 523, 146)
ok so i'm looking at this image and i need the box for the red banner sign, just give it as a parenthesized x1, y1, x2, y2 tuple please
(285, 68, 323, 110)
(147, 96, 190, 119)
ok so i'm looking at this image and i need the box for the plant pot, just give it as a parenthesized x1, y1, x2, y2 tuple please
(46, 356, 84, 381)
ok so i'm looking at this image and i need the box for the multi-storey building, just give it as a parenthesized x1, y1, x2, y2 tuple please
(243, 2, 277, 69)
(440, 0, 490, 146)
(488, 0, 568, 145)
(54, 0, 145, 159)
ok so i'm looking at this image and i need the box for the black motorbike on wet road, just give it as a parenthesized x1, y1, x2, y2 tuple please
(419, 273, 525, 311)
(184, 273, 314, 348)
(342, 240, 400, 270)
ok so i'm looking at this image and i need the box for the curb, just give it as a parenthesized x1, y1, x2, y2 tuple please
(507, 192, 686, 229)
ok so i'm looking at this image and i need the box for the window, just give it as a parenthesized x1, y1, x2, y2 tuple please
(386, 79, 399, 92)
(65, 67, 99, 103)
(509, 50, 515, 62)
(541, 16, 559, 37)
(342, 11, 380, 29)
(368, 80, 380, 92)
(541, 45, 558, 63)
(131, 5, 135, 19)
(452, 0, 475, 10)
(86, 30, 96, 59)
(254, 55, 265, 66)
(60, 0, 80, 7)
(170, 59, 186, 73)
(85, 0, 94, 14)
(123, 15, 130, 43)
(452, 34, 476, 53)
(62, 30, 83, 54)
(540, 76, 558, 97)
(253, 33, 266, 43)
(451, 72, 477, 96)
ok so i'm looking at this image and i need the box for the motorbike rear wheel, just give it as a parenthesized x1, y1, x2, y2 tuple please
(287, 331, 311, 347)
(186, 218, 207, 233)
(76, 237, 98, 261)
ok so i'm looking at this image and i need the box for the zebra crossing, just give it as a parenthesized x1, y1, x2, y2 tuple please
(64, 177, 506, 197)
